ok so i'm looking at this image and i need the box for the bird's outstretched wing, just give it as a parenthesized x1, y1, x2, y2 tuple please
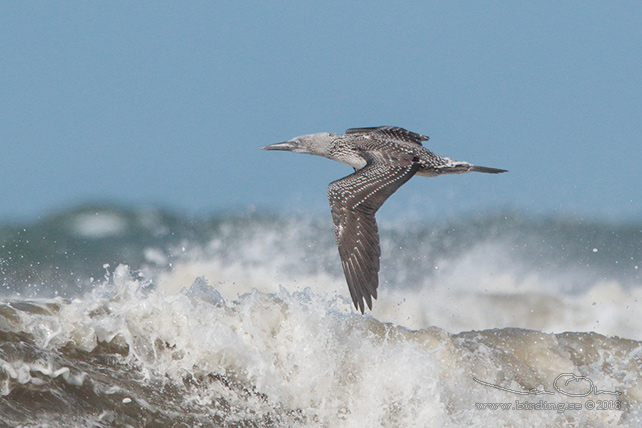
(345, 126, 429, 146)
(328, 153, 420, 313)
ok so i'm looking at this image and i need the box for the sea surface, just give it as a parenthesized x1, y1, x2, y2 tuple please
(1, 204, 641, 427)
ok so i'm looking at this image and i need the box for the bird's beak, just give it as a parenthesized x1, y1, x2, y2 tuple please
(261, 141, 297, 151)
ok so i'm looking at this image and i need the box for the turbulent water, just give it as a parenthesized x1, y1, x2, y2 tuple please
(1, 204, 641, 427)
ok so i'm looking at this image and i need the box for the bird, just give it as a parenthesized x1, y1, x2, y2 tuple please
(262, 126, 507, 313)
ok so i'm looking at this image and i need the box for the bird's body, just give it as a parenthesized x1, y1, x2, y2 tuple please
(262, 126, 507, 313)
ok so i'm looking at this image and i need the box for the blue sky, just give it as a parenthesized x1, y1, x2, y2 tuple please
(1, 2, 641, 222)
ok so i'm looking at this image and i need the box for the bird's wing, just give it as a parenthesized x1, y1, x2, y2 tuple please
(345, 126, 429, 146)
(328, 154, 420, 313)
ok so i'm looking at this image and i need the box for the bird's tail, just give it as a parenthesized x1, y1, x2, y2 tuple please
(433, 160, 507, 175)
(470, 165, 508, 174)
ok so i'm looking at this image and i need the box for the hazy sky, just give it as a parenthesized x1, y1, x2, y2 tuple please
(2, 2, 641, 222)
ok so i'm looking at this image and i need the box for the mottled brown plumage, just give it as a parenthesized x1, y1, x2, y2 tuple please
(262, 126, 507, 313)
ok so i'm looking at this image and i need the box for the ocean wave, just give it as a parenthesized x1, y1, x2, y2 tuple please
(1, 204, 641, 425)
(0, 266, 640, 426)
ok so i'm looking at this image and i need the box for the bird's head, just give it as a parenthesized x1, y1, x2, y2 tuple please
(262, 132, 335, 157)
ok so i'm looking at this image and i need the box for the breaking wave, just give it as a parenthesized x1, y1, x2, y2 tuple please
(1, 204, 641, 426)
